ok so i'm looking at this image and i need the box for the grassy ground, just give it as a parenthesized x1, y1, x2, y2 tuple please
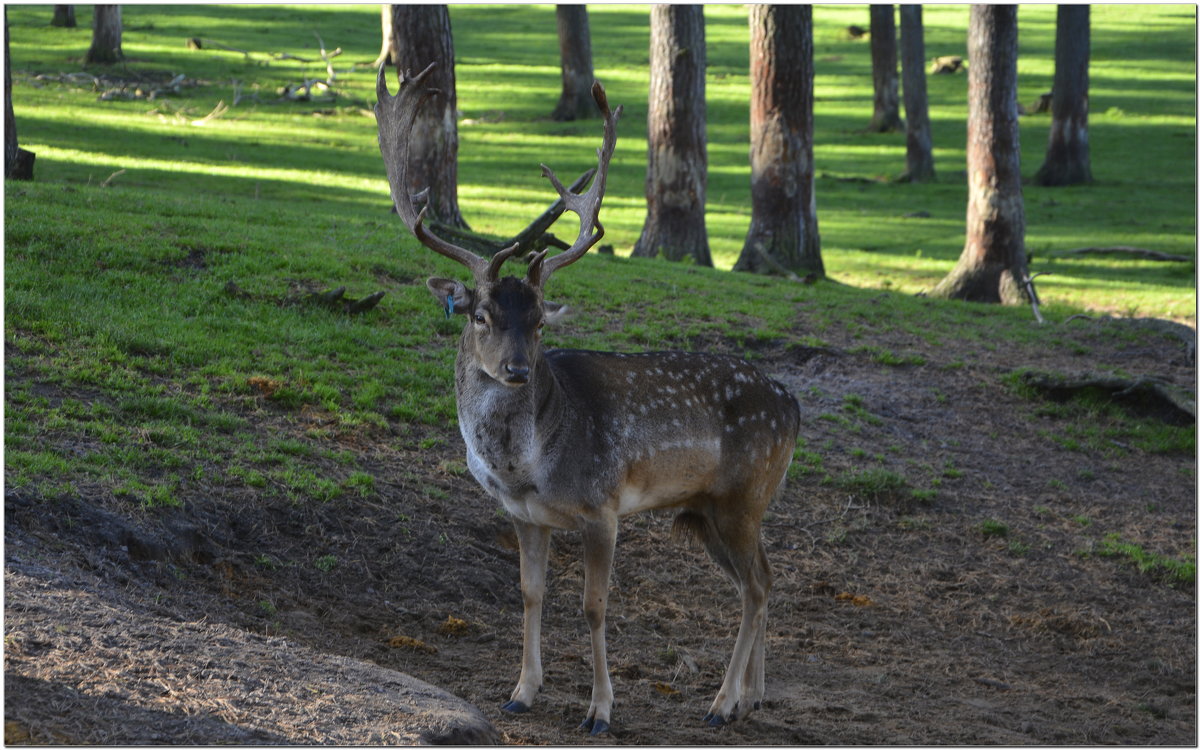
(6, 3, 1195, 505)
(7, 5, 1196, 315)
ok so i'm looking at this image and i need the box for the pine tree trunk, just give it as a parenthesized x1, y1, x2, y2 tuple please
(6, 8, 35, 180)
(631, 5, 710, 265)
(868, 5, 903, 132)
(373, 5, 397, 68)
(1034, 4, 1092, 186)
(734, 5, 821, 277)
(551, 5, 596, 121)
(899, 5, 935, 182)
(387, 5, 468, 229)
(930, 5, 1029, 304)
(52, 5, 76, 28)
(84, 5, 122, 64)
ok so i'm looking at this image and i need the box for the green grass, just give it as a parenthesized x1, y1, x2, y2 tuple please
(3, 5, 1195, 510)
(978, 519, 1011, 538)
(6, 4, 1195, 319)
(1095, 533, 1196, 586)
(1006, 370, 1196, 457)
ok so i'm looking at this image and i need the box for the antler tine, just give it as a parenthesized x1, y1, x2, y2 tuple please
(375, 61, 489, 281)
(534, 81, 622, 285)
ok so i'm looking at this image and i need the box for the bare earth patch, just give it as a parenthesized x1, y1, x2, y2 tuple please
(5, 311, 1195, 745)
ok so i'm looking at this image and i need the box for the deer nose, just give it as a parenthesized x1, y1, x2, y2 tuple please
(504, 363, 531, 384)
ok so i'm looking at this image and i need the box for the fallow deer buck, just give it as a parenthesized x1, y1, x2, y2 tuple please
(376, 63, 801, 735)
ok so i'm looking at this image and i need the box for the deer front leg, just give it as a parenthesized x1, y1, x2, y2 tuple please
(577, 515, 618, 735)
(503, 519, 551, 714)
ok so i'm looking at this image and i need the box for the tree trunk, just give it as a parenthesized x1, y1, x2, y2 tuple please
(385, 5, 468, 229)
(551, 5, 596, 121)
(51, 5, 76, 28)
(868, 5, 903, 132)
(84, 5, 122, 64)
(1034, 4, 1092, 186)
(899, 5, 935, 182)
(631, 5, 710, 265)
(373, 4, 397, 68)
(5, 8, 35, 180)
(929, 5, 1029, 304)
(734, 5, 822, 277)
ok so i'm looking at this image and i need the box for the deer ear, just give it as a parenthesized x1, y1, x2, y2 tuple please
(543, 300, 570, 325)
(427, 277, 473, 316)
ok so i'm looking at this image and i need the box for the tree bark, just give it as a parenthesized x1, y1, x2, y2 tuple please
(5, 8, 35, 180)
(551, 5, 596, 121)
(373, 4, 397, 68)
(899, 5, 935, 181)
(385, 5, 468, 228)
(929, 5, 1029, 304)
(734, 5, 822, 277)
(868, 5, 903, 132)
(1034, 4, 1092, 186)
(52, 5, 76, 28)
(631, 5, 710, 265)
(84, 5, 122, 64)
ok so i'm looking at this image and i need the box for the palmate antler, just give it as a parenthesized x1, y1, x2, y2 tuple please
(375, 62, 621, 289)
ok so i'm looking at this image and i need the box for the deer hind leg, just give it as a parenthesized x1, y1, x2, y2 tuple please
(694, 513, 772, 727)
(504, 520, 551, 714)
(577, 515, 618, 735)
(745, 541, 771, 711)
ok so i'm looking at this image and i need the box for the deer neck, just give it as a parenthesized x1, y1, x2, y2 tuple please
(453, 341, 568, 508)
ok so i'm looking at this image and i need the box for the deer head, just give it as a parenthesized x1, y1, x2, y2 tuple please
(375, 63, 621, 386)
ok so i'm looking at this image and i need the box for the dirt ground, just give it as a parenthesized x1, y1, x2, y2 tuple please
(5, 306, 1196, 745)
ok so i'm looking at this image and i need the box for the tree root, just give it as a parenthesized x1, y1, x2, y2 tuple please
(1016, 369, 1195, 423)
(1066, 315, 1196, 363)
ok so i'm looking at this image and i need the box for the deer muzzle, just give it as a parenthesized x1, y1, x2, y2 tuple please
(503, 362, 531, 385)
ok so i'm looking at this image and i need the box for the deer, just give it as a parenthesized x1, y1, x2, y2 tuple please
(375, 63, 801, 736)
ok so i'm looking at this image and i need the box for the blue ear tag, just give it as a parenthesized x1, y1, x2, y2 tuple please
(444, 296, 455, 319)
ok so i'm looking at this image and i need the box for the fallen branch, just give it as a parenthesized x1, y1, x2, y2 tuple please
(223, 281, 385, 315)
(188, 38, 254, 60)
(1017, 369, 1195, 423)
(189, 35, 344, 70)
(1023, 271, 1048, 325)
(230, 79, 259, 107)
(191, 100, 228, 126)
(1063, 246, 1192, 262)
(307, 286, 385, 315)
(752, 243, 819, 284)
(99, 169, 126, 188)
(278, 79, 331, 102)
(313, 32, 339, 87)
(272, 48, 343, 65)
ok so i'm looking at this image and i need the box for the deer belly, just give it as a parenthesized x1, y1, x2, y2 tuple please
(615, 438, 722, 516)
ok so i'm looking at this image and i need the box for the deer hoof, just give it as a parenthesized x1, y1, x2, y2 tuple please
(703, 712, 731, 727)
(501, 700, 531, 714)
(579, 717, 610, 736)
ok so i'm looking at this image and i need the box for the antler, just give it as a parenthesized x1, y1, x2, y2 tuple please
(528, 82, 622, 288)
(376, 62, 514, 284)
(376, 63, 619, 287)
